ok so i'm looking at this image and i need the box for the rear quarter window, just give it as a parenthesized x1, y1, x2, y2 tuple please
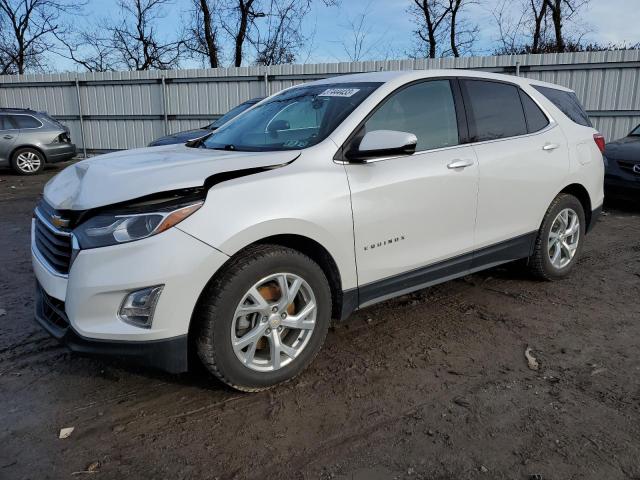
(532, 85, 592, 127)
(519, 90, 549, 133)
(12, 115, 42, 129)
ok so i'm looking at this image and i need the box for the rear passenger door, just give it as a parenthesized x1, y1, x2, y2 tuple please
(0, 115, 19, 164)
(460, 79, 569, 263)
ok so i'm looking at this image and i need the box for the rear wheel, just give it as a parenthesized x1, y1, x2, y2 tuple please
(195, 245, 331, 391)
(11, 148, 44, 175)
(529, 193, 585, 280)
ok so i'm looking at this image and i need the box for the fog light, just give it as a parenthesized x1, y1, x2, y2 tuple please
(118, 285, 163, 328)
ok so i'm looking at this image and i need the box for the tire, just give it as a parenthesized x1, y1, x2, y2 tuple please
(529, 193, 586, 280)
(11, 147, 45, 175)
(195, 244, 332, 392)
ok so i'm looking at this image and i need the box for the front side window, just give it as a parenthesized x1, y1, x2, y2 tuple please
(12, 114, 42, 129)
(462, 80, 528, 142)
(533, 85, 592, 127)
(0, 115, 16, 130)
(201, 82, 381, 151)
(630, 124, 640, 136)
(358, 79, 459, 151)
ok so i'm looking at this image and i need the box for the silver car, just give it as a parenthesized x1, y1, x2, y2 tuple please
(0, 108, 76, 175)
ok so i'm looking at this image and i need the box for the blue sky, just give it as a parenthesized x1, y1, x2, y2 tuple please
(78, 0, 640, 69)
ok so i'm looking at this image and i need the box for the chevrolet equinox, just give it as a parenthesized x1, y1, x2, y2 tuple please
(32, 70, 604, 391)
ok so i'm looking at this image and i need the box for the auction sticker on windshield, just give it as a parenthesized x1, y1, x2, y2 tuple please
(318, 88, 360, 97)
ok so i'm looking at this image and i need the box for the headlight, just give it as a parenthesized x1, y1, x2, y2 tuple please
(74, 201, 203, 249)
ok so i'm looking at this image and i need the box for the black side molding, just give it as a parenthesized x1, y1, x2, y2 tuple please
(351, 231, 537, 311)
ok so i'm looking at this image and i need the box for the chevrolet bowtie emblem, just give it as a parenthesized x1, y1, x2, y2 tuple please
(50, 214, 70, 228)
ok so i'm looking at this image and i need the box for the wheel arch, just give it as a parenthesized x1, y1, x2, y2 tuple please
(250, 234, 347, 321)
(558, 183, 592, 230)
(10, 144, 48, 163)
(188, 233, 351, 350)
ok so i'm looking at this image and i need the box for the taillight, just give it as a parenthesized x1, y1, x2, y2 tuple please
(593, 133, 605, 153)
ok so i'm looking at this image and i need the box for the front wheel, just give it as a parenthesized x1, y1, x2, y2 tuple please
(195, 245, 332, 392)
(528, 193, 586, 280)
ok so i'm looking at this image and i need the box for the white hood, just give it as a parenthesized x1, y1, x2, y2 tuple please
(44, 144, 300, 210)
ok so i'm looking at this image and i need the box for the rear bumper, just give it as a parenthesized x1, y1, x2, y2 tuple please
(43, 143, 76, 163)
(587, 204, 602, 233)
(35, 282, 189, 373)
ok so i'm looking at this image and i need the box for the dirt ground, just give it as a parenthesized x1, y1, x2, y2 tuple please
(1, 163, 639, 480)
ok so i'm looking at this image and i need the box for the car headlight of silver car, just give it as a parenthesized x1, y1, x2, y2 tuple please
(74, 201, 203, 249)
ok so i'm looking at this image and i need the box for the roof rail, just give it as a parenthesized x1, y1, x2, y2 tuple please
(0, 107, 37, 112)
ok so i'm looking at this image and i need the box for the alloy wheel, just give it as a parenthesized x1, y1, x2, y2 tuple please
(16, 151, 42, 173)
(231, 273, 317, 372)
(548, 208, 580, 269)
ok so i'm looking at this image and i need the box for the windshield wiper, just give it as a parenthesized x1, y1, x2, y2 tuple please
(204, 144, 237, 151)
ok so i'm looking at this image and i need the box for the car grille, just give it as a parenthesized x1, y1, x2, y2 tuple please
(33, 207, 73, 275)
(617, 160, 640, 177)
(36, 282, 69, 332)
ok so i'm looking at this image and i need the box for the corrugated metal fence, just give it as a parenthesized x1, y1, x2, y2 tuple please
(1, 49, 639, 154)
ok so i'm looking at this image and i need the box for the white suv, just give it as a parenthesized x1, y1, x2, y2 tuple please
(32, 70, 604, 391)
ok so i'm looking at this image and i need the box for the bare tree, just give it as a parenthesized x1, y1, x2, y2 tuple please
(0, 0, 77, 74)
(224, 0, 264, 67)
(408, 0, 452, 58)
(447, 0, 477, 57)
(252, 0, 313, 65)
(187, 0, 221, 68)
(544, 0, 589, 53)
(492, 0, 589, 54)
(492, 0, 527, 54)
(110, 0, 183, 70)
(530, 0, 548, 53)
(56, 29, 119, 72)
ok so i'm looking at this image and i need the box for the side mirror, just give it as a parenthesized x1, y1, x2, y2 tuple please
(346, 130, 417, 162)
(267, 119, 290, 133)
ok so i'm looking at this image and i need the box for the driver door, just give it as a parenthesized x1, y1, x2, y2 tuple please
(343, 79, 479, 305)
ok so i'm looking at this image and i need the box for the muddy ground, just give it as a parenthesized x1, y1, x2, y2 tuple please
(1, 163, 639, 480)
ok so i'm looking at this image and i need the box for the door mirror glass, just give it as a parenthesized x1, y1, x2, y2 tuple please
(267, 119, 290, 133)
(347, 129, 417, 161)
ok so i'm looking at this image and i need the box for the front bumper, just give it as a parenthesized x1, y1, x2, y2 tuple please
(32, 225, 230, 373)
(35, 283, 189, 373)
(604, 156, 640, 197)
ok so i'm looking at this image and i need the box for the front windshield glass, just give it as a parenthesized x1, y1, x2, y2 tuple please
(209, 101, 256, 129)
(630, 124, 640, 136)
(201, 82, 382, 151)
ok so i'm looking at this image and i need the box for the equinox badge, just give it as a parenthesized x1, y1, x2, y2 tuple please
(364, 235, 406, 251)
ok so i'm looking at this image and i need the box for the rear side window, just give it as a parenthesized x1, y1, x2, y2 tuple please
(12, 115, 42, 128)
(532, 85, 592, 127)
(362, 79, 459, 151)
(461, 80, 527, 142)
(519, 91, 549, 133)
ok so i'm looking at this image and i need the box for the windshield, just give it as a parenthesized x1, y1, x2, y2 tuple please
(201, 82, 381, 151)
(630, 124, 640, 136)
(208, 101, 257, 130)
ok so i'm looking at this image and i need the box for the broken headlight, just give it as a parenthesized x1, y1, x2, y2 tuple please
(74, 201, 203, 249)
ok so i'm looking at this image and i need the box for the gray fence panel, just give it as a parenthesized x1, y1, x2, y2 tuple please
(1, 50, 639, 153)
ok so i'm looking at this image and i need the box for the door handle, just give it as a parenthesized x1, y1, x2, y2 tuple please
(447, 159, 474, 169)
(3, 135, 13, 140)
(543, 143, 560, 151)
